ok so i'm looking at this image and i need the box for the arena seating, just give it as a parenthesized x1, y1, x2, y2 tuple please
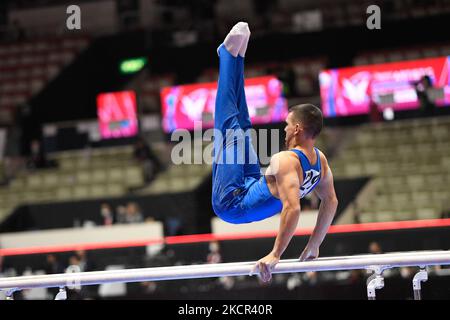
(0, 35, 89, 125)
(0, 146, 144, 223)
(137, 141, 212, 195)
(353, 43, 450, 65)
(331, 116, 450, 222)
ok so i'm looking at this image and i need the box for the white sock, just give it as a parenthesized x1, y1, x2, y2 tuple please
(238, 24, 250, 57)
(219, 22, 250, 57)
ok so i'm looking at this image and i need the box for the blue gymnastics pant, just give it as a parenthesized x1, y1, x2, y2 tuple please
(211, 45, 282, 224)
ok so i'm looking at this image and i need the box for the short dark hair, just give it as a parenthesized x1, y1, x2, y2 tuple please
(288, 104, 323, 139)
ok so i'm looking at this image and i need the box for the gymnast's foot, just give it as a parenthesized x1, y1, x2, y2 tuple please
(238, 23, 250, 58)
(217, 22, 251, 58)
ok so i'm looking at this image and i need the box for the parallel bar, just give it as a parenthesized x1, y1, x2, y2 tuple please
(1, 251, 449, 291)
(6, 250, 444, 282)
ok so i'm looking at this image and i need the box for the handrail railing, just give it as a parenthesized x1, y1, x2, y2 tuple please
(1, 250, 449, 300)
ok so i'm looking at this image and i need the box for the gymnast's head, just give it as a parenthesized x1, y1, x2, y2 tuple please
(284, 103, 323, 148)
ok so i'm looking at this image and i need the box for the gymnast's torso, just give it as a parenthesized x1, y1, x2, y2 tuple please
(265, 147, 324, 200)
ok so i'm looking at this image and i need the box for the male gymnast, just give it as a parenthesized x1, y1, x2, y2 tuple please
(212, 22, 338, 282)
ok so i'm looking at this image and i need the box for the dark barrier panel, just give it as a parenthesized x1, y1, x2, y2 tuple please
(0, 192, 199, 235)
(0, 175, 367, 235)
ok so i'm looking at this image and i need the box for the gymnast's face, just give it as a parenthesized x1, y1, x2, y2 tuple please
(284, 112, 299, 148)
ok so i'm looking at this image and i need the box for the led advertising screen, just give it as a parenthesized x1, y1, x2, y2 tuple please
(97, 90, 139, 139)
(319, 56, 450, 117)
(160, 76, 288, 133)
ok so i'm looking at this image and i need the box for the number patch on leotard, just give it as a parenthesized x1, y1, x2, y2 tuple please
(300, 169, 320, 198)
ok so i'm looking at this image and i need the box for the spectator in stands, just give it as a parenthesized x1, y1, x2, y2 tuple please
(166, 217, 182, 236)
(76, 250, 98, 298)
(441, 209, 450, 219)
(368, 241, 383, 254)
(133, 137, 163, 183)
(0, 254, 16, 279)
(145, 244, 175, 268)
(399, 266, 415, 279)
(27, 139, 48, 169)
(124, 202, 144, 224)
(219, 275, 235, 290)
(286, 273, 300, 290)
(413, 75, 436, 116)
(206, 241, 222, 264)
(347, 269, 364, 284)
(76, 250, 96, 272)
(75, 250, 87, 272)
(67, 255, 82, 272)
(100, 203, 114, 226)
(139, 281, 157, 294)
(352, 202, 361, 224)
(206, 241, 234, 289)
(65, 255, 87, 299)
(115, 205, 127, 224)
(302, 271, 319, 286)
(43, 254, 64, 298)
(44, 254, 64, 274)
(368, 242, 399, 278)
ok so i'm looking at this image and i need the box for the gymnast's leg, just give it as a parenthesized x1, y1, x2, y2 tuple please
(236, 47, 261, 180)
(211, 22, 251, 219)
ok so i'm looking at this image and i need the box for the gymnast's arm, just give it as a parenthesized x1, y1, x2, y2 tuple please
(252, 152, 301, 282)
(299, 156, 338, 261)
